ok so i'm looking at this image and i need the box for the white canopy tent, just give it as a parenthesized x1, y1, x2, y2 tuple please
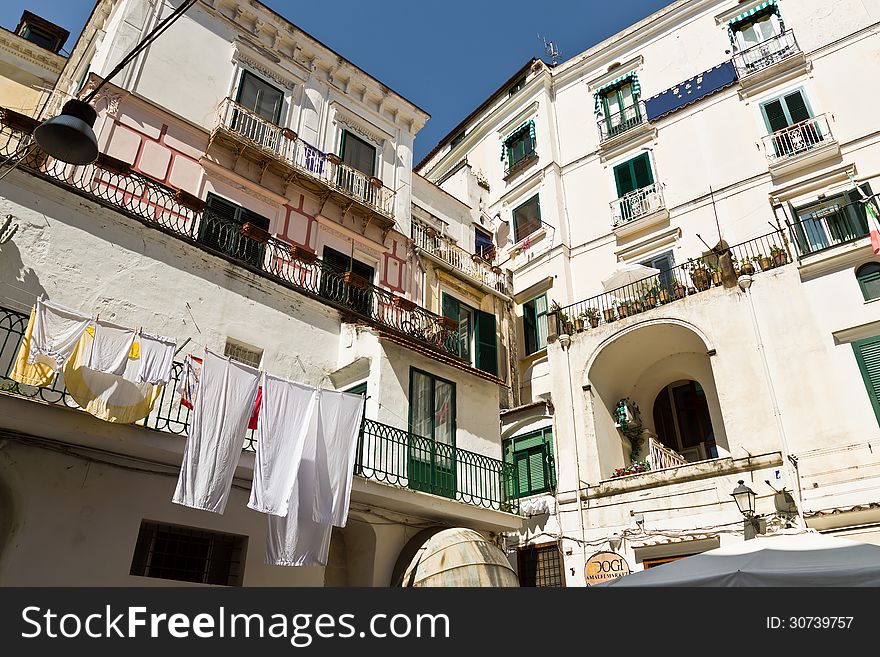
(601, 531, 880, 587)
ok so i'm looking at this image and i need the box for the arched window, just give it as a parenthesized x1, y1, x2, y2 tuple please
(857, 262, 880, 301)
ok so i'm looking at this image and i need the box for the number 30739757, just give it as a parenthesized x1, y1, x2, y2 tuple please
(766, 617, 854, 629)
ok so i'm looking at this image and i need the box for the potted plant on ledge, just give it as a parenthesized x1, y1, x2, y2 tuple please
(585, 307, 600, 328)
(771, 245, 789, 267)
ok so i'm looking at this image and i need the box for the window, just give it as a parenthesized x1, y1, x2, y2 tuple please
(442, 293, 498, 375)
(731, 7, 782, 51)
(760, 90, 828, 158)
(450, 131, 466, 147)
(523, 294, 548, 356)
(21, 25, 59, 51)
(236, 71, 284, 124)
(340, 130, 376, 177)
(642, 553, 698, 569)
(613, 152, 654, 198)
(854, 337, 880, 426)
(517, 543, 564, 587)
(512, 195, 541, 243)
(761, 90, 812, 133)
(199, 193, 270, 269)
(792, 186, 871, 255)
(504, 124, 536, 173)
(602, 81, 641, 136)
(508, 76, 527, 98)
(474, 226, 495, 261)
(320, 246, 375, 316)
(224, 339, 263, 368)
(409, 369, 456, 498)
(130, 521, 247, 586)
(504, 427, 555, 498)
(641, 251, 675, 293)
(858, 263, 880, 301)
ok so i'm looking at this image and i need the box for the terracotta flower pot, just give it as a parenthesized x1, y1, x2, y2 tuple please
(438, 316, 459, 330)
(391, 295, 416, 311)
(282, 128, 298, 141)
(691, 268, 710, 291)
(241, 222, 270, 244)
(590, 317, 600, 328)
(603, 308, 616, 323)
(291, 245, 316, 263)
(739, 262, 755, 276)
(343, 271, 369, 288)
(95, 152, 132, 177)
(673, 285, 687, 299)
(711, 270, 723, 286)
(658, 289, 670, 303)
(174, 189, 205, 212)
(327, 153, 342, 166)
(759, 257, 772, 271)
(645, 295, 657, 308)
(369, 176, 383, 189)
(773, 252, 788, 266)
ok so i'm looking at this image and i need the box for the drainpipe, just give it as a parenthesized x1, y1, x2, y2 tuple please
(557, 333, 589, 578)
(738, 275, 806, 527)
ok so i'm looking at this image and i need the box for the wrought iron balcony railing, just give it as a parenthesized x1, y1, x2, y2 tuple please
(0, 306, 518, 514)
(762, 114, 834, 165)
(598, 100, 648, 143)
(554, 230, 789, 334)
(732, 30, 801, 79)
(788, 200, 872, 257)
(611, 182, 665, 227)
(0, 113, 463, 361)
(411, 221, 507, 293)
(215, 98, 394, 218)
(647, 435, 688, 470)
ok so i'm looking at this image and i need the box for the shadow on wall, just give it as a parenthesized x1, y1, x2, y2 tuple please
(0, 460, 18, 582)
(0, 233, 46, 313)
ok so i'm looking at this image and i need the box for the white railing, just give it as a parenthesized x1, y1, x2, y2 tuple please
(599, 100, 648, 143)
(412, 221, 507, 293)
(611, 182, 665, 227)
(215, 98, 395, 218)
(762, 114, 833, 164)
(733, 30, 800, 78)
(647, 436, 688, 470)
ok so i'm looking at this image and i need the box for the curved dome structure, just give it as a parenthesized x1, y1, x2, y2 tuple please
(397, 527, 519, 587)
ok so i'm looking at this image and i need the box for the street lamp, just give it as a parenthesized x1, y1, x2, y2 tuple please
(731, 480, 764, 540)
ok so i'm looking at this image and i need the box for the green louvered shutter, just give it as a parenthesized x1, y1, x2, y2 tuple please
(784, 91, 811, 125)
(515, 451, 530, 497)
(474, 310, 498, 376)
(854, 338, 880, 426)
(633, 152, 654, 189)
(442, 293, 460, 320)
(614, 160, 636, 197)
(762, 99, 789, 132)
(527, 446, 547, 493)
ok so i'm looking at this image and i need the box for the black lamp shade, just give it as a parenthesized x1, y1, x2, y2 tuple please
(34, 99, 99, 165)
(731, 480, 756, 517)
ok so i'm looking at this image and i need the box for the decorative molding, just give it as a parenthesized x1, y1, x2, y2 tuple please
(0, 30, 66, 74)
(234, 46, 301, 90)
(715, 0, 772, 25)
(316, 218, 384, 258)
(497, 101, 539, 137)
(587, 55, 645, 91)
(332, 105, 388, 145)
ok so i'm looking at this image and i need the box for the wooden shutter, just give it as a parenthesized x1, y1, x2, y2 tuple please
(515, 451, 530, 496)
(854, 337, 880, 426)
(633, 153, 654, 189)
(523, 300, 537, 355)
(475, 310, 498, 376)
(763, 99, 789, 132)
(442, 293, 460, 320)
(614, 160, 636, 197)
(527, 446, 547, 492)
(784, 91, 811, 124)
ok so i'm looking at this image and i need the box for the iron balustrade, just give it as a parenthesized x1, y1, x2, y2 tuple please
(598, 100, 648, 142)
(0, 306, 517, 513)
(554, 230, 789, 334)
(788, 200, 872, 256)
(732, 30, 801, 78)
(411, 220, 508, 293)
(647, 435, 688, 470)
(0, 114, 462, 361)
(762, 114, 833, 164)
(611, 182, 665, 227)
(215, 98, 394, 217)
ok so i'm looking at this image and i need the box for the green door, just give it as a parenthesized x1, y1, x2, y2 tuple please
(408, 369, 456, 498)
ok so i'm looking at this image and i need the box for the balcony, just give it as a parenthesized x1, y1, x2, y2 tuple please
(761, 114, 840, 177)
(597, 101, 655, 162)
(0, 114, 488, 370)
(788, 200, 871, 257)
(0, 306, 518, 514)
(611, 183, 668, 236)
(211, 98, 395, 227)
(733, 31, 809, 97)
(553, 230, 790, 336)
(411, 221, 508, 295)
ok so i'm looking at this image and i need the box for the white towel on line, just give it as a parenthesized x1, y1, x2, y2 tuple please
(312, 389, 365, 527)
(136, 331, 176, 385)
(173, 349, 260, 514)
(28, 298, 91, 372)
(248, 374, 318, 516)
(87, 319, 136, 376)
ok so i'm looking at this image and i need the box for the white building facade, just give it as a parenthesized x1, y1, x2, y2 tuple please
(0, 0, 520, 587)
(418, 0, 880, 585)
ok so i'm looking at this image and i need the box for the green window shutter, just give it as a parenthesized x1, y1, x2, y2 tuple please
(763, 99, 789, 132)
(515, 452, 530, 496)
(523, 300, 537, 355)
(633, 152, 654, 189)
(854, 337, 880, 426)
(474, 310, 498, 376)
(614, 160, 635, 197)
(784, 91, 811, 124)
(858, 265, 880, 301)
(442, 293, 460, 320)
(527, 446, 547, 493)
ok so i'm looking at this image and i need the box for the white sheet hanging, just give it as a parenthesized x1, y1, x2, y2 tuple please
(248, 374, 317, 516)
(135, 331, 176, 385)
(87, 319, 136, 376)
(172, 350, 260, 514)
(28, 298, 91, 372)
(312, 389, 365, 527)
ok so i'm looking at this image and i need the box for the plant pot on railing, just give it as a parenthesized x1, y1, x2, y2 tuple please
(291, 244, 316, 264)
(343, 271, 369, 289)
(691, 267, 711, 292)
(710, 269, 723, 286)
(603, 308, 616, 323)
(241, 222, 270, 244)
(739, 261, 756, 276)
(438, 316, 459, 330)
(369, 176, 383, 189)
(771, 248, 789, 267)
(282, 128, 297, 141)
(174, 189, 205, 212)
(672, 282, 687, 300)
(95, 152, 132, 177)
(327, 153, 342, 166)
(491, 265, 502, 275)
(1, 109, 41, 135)
(390, 295, 416, 311)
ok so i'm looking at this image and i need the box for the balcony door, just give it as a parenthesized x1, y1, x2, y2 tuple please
(733, 12, 781, 50)
(602, 82, 639, 136)
(408, 369, 456, 499)
(319, 246, 375, 317)
(199, 193, 269, 269)
(338, 130, 376, 202)
(234, 71, 284, 146)
(761, 90, 824, 157)
(652, 380, 717, 463)
(792, 186, 872, 254)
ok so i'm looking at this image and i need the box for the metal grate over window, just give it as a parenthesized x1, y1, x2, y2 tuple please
(130, 521, 247, 586)
(224, 339, 263, 369)
(517, 543, 564, 587)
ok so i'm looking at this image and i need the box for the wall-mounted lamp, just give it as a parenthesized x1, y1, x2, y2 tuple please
(608, 533, 622, 552)
(732, 480, 765, 540)
(557, 333, 571, 350)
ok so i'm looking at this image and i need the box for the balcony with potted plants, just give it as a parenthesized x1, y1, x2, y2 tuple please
(209, 97, 395, 228)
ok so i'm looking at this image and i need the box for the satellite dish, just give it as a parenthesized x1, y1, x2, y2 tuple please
(495, 220, 510, 246)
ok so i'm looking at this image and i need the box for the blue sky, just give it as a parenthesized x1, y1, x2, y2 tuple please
(1, 0, 672, 161)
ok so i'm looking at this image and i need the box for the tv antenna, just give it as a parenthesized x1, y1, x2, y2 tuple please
(538, 34, 561, 66)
